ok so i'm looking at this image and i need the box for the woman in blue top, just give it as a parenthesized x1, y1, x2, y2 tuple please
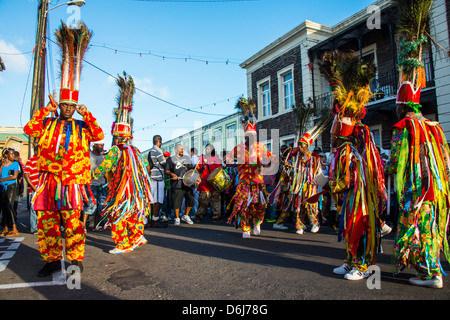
(0, 148, 20, 236)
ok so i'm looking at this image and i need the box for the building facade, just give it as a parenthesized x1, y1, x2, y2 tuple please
(241, 0, 449, 154)
(156, 112, 244, 159)
(0, 126, 30, 162)
(159, 0, 449, 158)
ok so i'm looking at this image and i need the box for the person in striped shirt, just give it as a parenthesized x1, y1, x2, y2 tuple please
(24, 144, 39, 234)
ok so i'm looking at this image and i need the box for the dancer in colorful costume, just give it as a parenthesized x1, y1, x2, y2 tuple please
(383, 0, 450, 289)
(92, 72, 152, 254)
(225, 98, 276, 238)
(320, 51, 382, 280)
(24, 22, 103, 276)
(272, 102, 332, 234)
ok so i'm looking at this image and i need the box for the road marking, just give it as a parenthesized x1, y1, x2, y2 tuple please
(0, 237, 67, 289)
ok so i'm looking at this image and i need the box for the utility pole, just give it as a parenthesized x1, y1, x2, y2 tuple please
(28, 0, 48, 159)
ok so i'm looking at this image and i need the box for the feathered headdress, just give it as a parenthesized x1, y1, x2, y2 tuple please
(294, 98, 333, 147)
(319, 50, 376, 137)
(55, 21, 92, 105)
(112, 71, 135, 139)
(395, 0, 433, 108)
(235, 97, 257, 133)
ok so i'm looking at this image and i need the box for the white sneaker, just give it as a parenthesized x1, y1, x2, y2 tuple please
(242, 231, 251, 238)
(132, 236, 148, 250)
(311, 224, 320, 233)
(409, 276, 443, 289)
(344, 268, 370, 280)
(174, 218, 180, 226)
(252, 224, 261, 236)
(333, 263, 352, 275)
(295, 228, 304, 235)
(273, 223, 288, 230)
(381, 223, 392, 237)
(181, 215, 194, 224)
(109, 247, 132, 254)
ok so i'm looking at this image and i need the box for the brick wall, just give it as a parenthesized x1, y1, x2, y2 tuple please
(249, 45, 303, 140)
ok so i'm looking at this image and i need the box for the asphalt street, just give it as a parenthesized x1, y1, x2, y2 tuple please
(0, 199, 449, 307)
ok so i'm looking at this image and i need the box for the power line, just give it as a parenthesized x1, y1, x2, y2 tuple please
(133, 0, 259, 2)
(82, 59, 234, 118)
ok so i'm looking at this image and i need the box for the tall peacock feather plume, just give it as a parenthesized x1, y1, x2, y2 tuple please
(55, 21, 92, 104)
(114, 71, 135, 125)
(235, 97, 257, 133)
(319, 51, 376, 130)
(294, 98, 333, 147)
(111, 72, 135, 141)
(396, 0, 433, 89)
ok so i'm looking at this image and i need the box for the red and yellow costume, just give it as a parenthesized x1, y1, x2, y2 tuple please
(226, 98, 274, 236)
(24, 107, 104, 262)
(24, 22, 102, 263)
(226, 141, 273, 233)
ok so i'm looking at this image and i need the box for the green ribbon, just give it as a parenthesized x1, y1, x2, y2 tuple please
(407, 101, 422, 114)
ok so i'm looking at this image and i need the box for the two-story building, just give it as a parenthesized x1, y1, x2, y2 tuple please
(160, 0, 449, 158)
(155, 112, 244, 160)
(241, 0, 449, 154)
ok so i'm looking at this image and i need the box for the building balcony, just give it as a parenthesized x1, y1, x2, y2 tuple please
(313, 58, 435, 112)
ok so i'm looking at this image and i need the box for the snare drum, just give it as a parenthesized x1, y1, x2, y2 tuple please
(183, 169, 201, 188)
(207, 167, 232, 192)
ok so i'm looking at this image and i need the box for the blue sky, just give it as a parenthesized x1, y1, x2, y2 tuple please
(0, 0, 374, 151)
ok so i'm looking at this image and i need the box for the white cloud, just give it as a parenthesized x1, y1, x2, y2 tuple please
(133, 77, 171, 101)
(0, 39, 30, 73)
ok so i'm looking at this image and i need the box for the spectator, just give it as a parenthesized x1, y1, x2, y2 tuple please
(162, 151, 172, 220)
(325, 147, 337, 174)
(147, 135, 168, 228)
(0, 148, 20, 236)
(13, 151, 24, 214)
(83, 140, 107, 231)
(190, 147, 199, 214)
(318, 152, 331, 226)
(194, 144, 222, 223)
(23, 144, 39, 234)
(165, 144, 194, 226)
(223, 154, 238, 219)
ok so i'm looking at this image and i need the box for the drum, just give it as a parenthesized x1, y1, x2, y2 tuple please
(183, 169, 201, 188)
(207, 167, 232, 192)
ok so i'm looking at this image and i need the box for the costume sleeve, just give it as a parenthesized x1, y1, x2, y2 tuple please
(329, 145, 355, 194)
(23, 107, 51, 138)
(225, 146, 238, 164)
(384, 127, 403, 175)
(92, 146, 120, 180)
(82, 110, 104, 142)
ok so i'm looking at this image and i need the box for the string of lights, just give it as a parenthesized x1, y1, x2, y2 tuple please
(89, 42, 243, 65)
(81, 58, 239, 119)
(7, 37, 243, 131)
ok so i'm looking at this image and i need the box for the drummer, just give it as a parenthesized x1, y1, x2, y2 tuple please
(194, 144, 222, 223)
(165, 144, 195, 226)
